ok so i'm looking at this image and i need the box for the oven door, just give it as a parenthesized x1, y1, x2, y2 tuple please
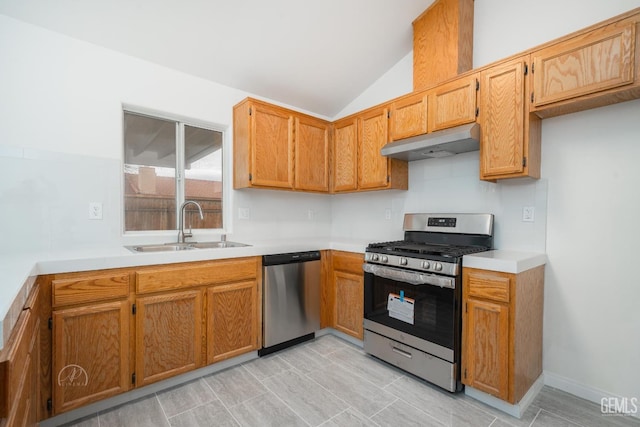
(363, 263, 460, 363)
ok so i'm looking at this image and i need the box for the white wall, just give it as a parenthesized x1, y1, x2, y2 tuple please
(0, 14, 332, 253)
(331, 0, 640, 405)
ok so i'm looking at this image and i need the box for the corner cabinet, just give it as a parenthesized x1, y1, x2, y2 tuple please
(479, 56, 541, 180)
(462, 266, 544, 403)
(233, 98, 329, 192)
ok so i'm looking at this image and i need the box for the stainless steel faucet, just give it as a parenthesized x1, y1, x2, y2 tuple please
(178, 200, 204, 243)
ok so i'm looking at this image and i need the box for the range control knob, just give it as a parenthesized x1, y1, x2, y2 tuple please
(421, 261, 431, 269)
(399, 258, 408, 266)
(372, 254, 379, 262)
(380, 256, 388, 263)
(434, 262, 443, 271)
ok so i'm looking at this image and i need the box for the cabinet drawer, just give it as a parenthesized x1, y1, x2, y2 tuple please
(331, 252, 364, 275)
(136, 257, 259, 294)
(466, 270, 511, 303)
(52, 273, 129, 307)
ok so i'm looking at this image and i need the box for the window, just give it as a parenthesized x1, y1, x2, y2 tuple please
(123, 110, 223, 232)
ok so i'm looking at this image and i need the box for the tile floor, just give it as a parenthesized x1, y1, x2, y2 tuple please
(64, 335, 640, 427)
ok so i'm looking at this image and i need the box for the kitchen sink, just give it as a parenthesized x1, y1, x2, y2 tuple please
(126, 241, 250, 253)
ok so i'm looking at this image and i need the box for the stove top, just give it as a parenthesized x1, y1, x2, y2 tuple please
(367, 240, 488, 259)
(364, 213, 494, 276)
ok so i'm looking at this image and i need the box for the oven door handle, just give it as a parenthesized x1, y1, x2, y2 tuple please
(363, 264, 455, 289)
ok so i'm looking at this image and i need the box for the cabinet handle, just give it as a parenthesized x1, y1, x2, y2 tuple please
(392, 346, 413, 359)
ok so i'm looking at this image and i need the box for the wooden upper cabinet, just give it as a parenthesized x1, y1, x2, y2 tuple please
(332, 118, 358, 193)
(233, 98, 330, 192)
(233, 99, 294, 189)
(295, 115, 330, 192)
(413, 0, 474, 90)
(531, 20, 637, 116)
(250, 103, 294, 189)
(389, 92, 428, 141)
(479, 56, 541, 180)
(428, 73, 478, 131)
(358, 106, 390, 190)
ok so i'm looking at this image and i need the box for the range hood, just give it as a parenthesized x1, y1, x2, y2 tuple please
(381, 123, 480, 161)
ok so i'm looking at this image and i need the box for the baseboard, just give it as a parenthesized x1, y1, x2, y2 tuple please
(544, 371, 640, 419)
(318, 327, 364, 348)
(465, 374, 544, 419)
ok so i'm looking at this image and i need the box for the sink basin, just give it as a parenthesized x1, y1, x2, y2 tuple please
(126, 243, 196, 253)
(126, 241, 250, 253)
(190, 241, 250, 249)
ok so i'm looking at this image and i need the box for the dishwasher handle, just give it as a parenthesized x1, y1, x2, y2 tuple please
(263, 251, 321, 266)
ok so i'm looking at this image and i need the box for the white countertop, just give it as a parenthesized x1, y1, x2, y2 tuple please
(0, 237, 370, 350)
(463, 250, 547, 274)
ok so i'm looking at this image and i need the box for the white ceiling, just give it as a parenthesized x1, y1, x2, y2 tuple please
(0, 0, 434, 117)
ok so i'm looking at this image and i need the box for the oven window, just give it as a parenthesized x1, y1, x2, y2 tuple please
(364, 274, 455, 350)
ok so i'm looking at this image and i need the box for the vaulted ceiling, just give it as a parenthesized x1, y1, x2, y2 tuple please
(0, 0, 434, 117)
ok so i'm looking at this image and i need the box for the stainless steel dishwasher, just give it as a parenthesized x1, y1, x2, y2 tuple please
(260, 251, 321, 356)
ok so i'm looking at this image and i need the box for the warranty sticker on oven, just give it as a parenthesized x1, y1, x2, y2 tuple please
(387, 292, 415, 325)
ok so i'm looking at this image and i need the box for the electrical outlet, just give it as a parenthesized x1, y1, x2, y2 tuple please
(385, 208, 392, 220)
(238, 207, 250, 220)
(522, 206, 535, 222)
(89, 202, 103, 220)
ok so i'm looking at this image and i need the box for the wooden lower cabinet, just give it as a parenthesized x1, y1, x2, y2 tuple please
(0, 297, 40, 427)
(53, 300, 130, 414)
(135, 291, 202, 387)
(207, 280, 260, 364)
(46, 256, 262, 416)
(462, 266, 544, 404)
(323, 251, 364, 340)
(463, 298, 509, 400)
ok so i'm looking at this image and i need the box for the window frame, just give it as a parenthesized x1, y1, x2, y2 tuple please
(121, 105, 229, 239)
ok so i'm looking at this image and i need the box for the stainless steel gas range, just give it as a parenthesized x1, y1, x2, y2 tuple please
(363, 213, 494, 392)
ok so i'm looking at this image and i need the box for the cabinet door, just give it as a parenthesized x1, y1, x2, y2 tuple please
(53, 301, 129, 414)
(295, 116, 330, 192)
(135, 291, 202, 387)
(358, 107, 390, 190)
(250, 103, 294, 188)
(463, 298, 509, 401)
(332, 118, 358, 192)
(333, 270, 364, 340)
(531, 22, 635, 109)
(207, 281, 259, 364)
(428, 74, 478, 132)
(479, 58, 528, 178)
(389, 92, 428, 141)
